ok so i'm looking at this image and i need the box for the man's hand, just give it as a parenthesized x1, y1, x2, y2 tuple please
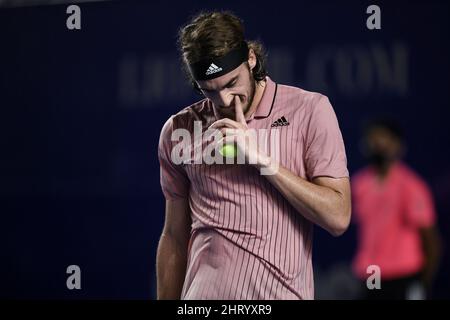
(209, 95, 271, 166)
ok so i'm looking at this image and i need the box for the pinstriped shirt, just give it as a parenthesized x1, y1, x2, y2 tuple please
(158, 77, 349, 299)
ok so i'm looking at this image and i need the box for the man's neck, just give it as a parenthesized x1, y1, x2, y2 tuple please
(245, 80, 266, 119)
(374, 160, 397, 180)
(375, 164, 390, 179)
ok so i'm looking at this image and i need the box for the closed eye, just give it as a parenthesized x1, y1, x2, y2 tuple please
(199, 76, 238, 93)
(225, 80, 237, 89)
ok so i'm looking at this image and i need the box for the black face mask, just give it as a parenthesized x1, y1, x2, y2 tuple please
(367, 151, 390, 167)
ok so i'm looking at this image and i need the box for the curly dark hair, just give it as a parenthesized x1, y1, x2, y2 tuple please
(364, 118, 404, 141)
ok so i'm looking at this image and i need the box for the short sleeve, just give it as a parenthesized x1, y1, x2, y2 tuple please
(304, 95, 349, 180)
(404, 178, 436, 228)
(158, 116, 190, 200)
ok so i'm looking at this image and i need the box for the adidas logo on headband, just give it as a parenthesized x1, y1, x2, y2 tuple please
(189, 42, 248, 80)
(205, 63, 223, 76)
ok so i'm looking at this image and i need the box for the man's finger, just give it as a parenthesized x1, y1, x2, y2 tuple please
(217, 127, 237, 137)
(234, 95, 246, 125)
(209, 118, 242, 130)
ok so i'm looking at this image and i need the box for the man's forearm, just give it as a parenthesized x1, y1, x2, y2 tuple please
(256, 159, 351, 236)
(421, 227, 442, 289)
(423, 248, 440, 288)
(156, 233, 188, 299)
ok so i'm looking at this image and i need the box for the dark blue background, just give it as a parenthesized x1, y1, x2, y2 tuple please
(1, 0, 449, 299)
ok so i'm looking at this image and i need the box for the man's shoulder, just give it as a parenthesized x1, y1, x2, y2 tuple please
(172, 98, 212, 125)
(161, 98, 213, 132)
(275, 82, 331, 119)
(396, 162, 430, 191)
(277, 83, 328, 107)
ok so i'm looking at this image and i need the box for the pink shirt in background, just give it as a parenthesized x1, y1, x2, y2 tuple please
(158, 77, 349, 299)
(352, 162, 436, 280)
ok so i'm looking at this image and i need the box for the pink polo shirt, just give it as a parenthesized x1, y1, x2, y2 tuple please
(351, 162, 436, 280)
(158, 77, 349, 299)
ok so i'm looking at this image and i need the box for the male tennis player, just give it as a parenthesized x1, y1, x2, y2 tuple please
(157, 11, 351, 300)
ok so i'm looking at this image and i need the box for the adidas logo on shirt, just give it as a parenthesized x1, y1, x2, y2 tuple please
(205, 63, 223, 76)
(271, 116, 290, 127)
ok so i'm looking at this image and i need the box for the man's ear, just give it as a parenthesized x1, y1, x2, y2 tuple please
(248, 48, 257, 70)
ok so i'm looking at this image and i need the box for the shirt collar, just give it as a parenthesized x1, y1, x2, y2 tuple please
(250, 76, 277, 120)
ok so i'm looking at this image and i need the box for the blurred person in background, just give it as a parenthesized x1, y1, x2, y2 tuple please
(351, 118, 442, 299)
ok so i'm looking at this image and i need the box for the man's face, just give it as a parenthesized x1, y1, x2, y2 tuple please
(196, 63, 256, 120)
(366, 127, 402, 162)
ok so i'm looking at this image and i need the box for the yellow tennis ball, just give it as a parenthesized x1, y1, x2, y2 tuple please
(219, 143, 237, 158)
